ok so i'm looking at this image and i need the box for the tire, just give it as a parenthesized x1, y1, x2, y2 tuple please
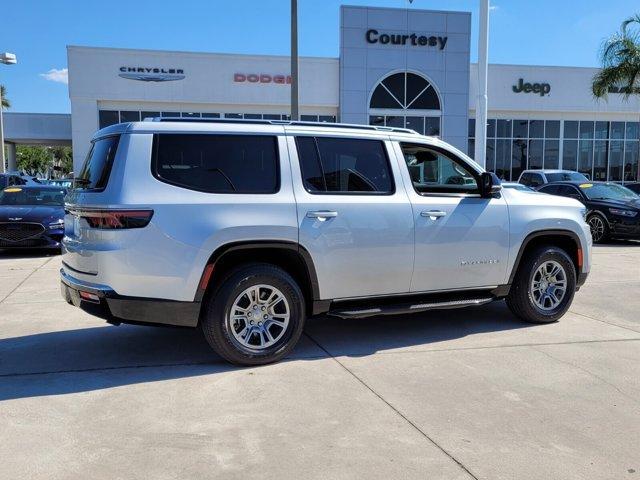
(587, 213, 609, 244)
(506, 245, 576, 324)
(201, 263, 306, 366)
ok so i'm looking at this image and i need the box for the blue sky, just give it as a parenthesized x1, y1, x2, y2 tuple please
(0, 0, 636, 113)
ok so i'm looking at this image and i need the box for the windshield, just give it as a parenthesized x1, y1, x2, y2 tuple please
(579, 183, 639, 201)
(545, 172, 589, 183)
(0, 187, 66, 206)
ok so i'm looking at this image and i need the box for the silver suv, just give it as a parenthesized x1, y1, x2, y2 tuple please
(61, 119, 592, 365)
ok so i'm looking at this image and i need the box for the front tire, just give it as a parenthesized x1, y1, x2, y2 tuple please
(587, 213, 609, 243)
(506, 246, 576, 324)
(201, 264, 306, 366)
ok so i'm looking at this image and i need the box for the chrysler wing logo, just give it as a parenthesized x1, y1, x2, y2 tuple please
(118, 67, 185, 82)
(8, 217, 22, 221)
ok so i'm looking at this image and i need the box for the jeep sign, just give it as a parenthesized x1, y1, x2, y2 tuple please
(512, 78, 551, 96)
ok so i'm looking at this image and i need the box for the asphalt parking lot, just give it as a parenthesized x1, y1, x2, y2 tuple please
(1, 244, 639, 480)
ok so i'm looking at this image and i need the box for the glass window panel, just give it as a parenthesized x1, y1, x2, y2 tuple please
(262, 114, 280, 120)
(528, 140, 543, 169)
(487, 119, 496, 138)
(201, 113, 221, 118)
(76, 136, 120, 191)
(544, 140, 560, 169)
(319, 115, 337, 123)
(609, 141, 624, 181)
(301, 115, 318, 121)
(295, 136, 325, 192)
(385, 116, 404, 128)
(409, 87, 440, 110)
(468, 119, 475, 138)
(496, 119, 512, 138)
(626, 122, 639, 140)
(243, 113, 262, 119)
(468, 139, 475, 159)
(529, 120, 544, 138)
(224, 113, 243, 119)
(181, 112, 201, 118)
(562, 140, 578, 171)
(119, 111, 140, 122)
(281, 114, 291, 121)
(404, 116, 424, 135)
(624, 141, 639, 182)
(512, 139, 527, 180)
(405, 73, 429, 106)
(369, 115, 385, 126)
(513, 120, 528, 139)
(141, 111, 160, 120)
(98, 110, 119, 129)
(579, 121, 594, 139)
(495, 139, 511, 180)
(382, 73, 407, 106)
(595, 121, 609, 139)
(424, 117, 440, 136)
(610, 122, 625, 139)
(370, 84, 403, 109)
(564, 121, 579, 138)
(161, 111, 180, 118)
(486, 138, 496, 172)
(593, 140, 608, 181)
(545, 120, 560, 138)
(578, 139, 594, 178)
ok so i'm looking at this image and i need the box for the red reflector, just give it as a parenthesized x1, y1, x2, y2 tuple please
(79, 291, 100, 303)
(199, 264, 215, 290)
(76, 209, 154, 229)
(577, 248, 583, 268)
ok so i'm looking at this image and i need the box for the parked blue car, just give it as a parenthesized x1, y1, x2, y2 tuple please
(0, 185, 66, 250)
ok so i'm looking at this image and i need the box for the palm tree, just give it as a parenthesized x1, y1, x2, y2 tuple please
(0, 85, 9, 109)
(592, 14, 640, 99)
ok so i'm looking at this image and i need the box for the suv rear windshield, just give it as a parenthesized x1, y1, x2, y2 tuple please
(152, 134, 279, 194)
(75, 135, 120, 191)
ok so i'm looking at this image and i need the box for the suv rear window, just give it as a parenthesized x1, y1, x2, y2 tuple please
(152, 134, 279, 194)
(76, 135, 120, 191)
(295, 136, 393, 194)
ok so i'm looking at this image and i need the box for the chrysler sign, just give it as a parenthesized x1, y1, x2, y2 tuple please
(119, 66, 185, 82)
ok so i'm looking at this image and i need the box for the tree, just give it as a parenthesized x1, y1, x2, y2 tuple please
(592, 14, 640, 99)
(0, 85, 9, 109)
(50, 145, 73, 175)
(16, 146, 52, 176)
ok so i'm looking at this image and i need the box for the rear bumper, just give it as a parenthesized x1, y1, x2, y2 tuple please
(60, 268, 200, 328)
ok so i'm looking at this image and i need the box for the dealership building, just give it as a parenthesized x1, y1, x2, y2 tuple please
(10, 5, 640, 182)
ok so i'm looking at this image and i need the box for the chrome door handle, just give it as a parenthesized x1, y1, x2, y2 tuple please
(306, 210, 338, 219)
(421, 210, 447, 218)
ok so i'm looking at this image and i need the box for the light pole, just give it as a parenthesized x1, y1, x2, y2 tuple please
(290, 0, 299, 121)
(473, 0, 489, 168)
(1, 52, 17, 174)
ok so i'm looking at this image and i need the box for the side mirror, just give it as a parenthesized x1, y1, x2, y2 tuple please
(480, 172, 502, 198)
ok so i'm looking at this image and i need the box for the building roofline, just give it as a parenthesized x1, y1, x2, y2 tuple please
(341, 4, 471, 16)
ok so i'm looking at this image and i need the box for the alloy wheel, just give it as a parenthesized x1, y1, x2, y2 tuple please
(530, 260, 567, 311)
(588, 215, 605, 243)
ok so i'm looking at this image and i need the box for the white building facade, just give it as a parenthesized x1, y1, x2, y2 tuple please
(67, 5, 640, 183)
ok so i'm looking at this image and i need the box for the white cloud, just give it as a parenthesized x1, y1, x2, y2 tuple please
(489, 4, 499, 10)
(40, 68, 68, 84)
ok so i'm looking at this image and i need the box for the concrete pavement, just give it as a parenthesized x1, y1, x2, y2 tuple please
(0, 244, 639, 479)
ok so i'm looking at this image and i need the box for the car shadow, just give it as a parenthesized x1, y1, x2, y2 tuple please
(0, 248, 61, 258)
(0, 301, 532, 401)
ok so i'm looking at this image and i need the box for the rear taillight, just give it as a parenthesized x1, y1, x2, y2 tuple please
(72, 209, 154, 229)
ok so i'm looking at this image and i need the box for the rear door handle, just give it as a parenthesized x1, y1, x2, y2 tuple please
(421, 210, 447, 219)
(306, 210, 338, 219)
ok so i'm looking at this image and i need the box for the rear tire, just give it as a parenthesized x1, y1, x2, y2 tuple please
(506, 246, 576, 324)
(201, 263, 306, 366)
(587, 213, 609, 243)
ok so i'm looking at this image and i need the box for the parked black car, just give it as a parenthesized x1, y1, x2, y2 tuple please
(0, 185, 66, 250)
(537, 181, 640, 243)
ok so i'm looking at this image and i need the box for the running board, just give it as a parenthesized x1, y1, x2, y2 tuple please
(328, 297, 494, 319)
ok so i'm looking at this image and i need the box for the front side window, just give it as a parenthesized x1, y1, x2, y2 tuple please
(295, 137, 393, 194)
(76, 135, 120, 191)
(401, 144, 479, 195)
(152, 134, 279, 194)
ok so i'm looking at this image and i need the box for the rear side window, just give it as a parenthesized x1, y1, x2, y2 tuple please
(519, 173, 532, 185)
(152, 134, 279, 194)
(295, 136, 393, 194)
(76, 135, 120, 191)
(539, 184, 559, 195)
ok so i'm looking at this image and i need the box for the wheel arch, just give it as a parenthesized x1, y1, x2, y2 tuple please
(195, 241, 329, 317)
(508, 229, 584, 285)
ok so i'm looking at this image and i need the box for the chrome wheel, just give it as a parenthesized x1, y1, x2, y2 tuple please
(588, 215, 605, 242)
(530, 260, 567, 311)
(227, 284, 290, 351)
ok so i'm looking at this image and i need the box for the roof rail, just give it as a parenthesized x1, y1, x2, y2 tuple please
(146, 117, 419, 135)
